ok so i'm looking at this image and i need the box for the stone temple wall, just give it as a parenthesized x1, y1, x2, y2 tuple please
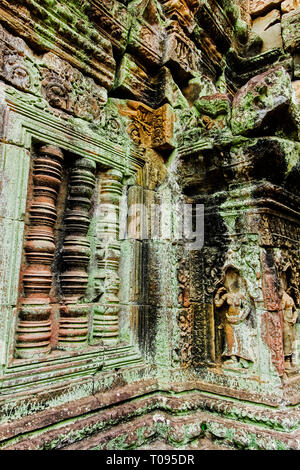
(0, 0, 299, 450)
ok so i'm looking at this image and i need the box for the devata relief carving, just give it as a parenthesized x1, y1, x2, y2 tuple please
(280, 268, 299, 371)
(214, 267, 255, 369)
(0, 0, 300, 451)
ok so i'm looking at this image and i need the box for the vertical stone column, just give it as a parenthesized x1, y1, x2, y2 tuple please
(93, 169, 123, 345)
(58, 157, 96, 349)
(15, 145, 64, 359)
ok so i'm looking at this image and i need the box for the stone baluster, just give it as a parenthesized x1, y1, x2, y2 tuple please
(15, 145, 64, 359)
(58, 157, 96, 349)
(93, 169, 123, 345)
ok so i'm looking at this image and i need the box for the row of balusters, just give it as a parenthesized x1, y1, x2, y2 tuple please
(15, 145, 123, 359)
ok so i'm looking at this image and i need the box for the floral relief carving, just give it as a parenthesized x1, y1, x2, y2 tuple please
(40, 53, 107, 122)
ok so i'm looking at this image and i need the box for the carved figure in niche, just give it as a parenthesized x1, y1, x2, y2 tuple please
(214, 267, 255, 369)
(280, 269, 298, 370)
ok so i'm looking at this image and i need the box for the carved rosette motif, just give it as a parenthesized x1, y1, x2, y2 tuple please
(15, 145, 64, 359)
(58, 157, 96, 349)
(92, 169, 123, 345)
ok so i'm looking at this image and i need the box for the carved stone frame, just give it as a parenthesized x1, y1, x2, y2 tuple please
(0, 83, 145, 394)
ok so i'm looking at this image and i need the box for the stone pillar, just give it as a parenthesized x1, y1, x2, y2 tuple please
(92, 169, 123, 345)
(58, 157, 96, 349)
(15, 145, 64, 359)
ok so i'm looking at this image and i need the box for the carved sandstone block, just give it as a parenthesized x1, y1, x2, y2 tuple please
(128, 18, 164, 67)
(0, 0, 116, 88)
(195, 93, 231, 118)
(159, 0, 196, 34)
(41, 52, 107, 122)
(151, 103, 175, 152)
(88, 0, 131, 54)
(127, 0, 165, 66)
(0, 23, 38, 94)
(114, 54, 166, 108)
(231, 65, 299, 137)
(252, 9, 282, 52)
(122, 101, 175, 151)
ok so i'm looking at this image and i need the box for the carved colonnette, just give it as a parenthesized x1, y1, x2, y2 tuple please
(92, 168, 123, 345)
(58, 157, 96, 350)
(15, 145, 64, 359)
(1, 0, 300, 452)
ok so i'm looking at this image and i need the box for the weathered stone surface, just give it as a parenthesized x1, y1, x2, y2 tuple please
(282, 8, 300, 52)
(294, 53, 300, 77)
(252, 8, 281, 33)
(251, 8, 283, 53)
(293, 79, 300, 101)
(231, 65, 299, 136)
(0, 0, 116, 87)
(0, 0, 300, 453)
(250, 0, 284, 16)
(281, 0, 300, 13)
(260, 22, 283, 52)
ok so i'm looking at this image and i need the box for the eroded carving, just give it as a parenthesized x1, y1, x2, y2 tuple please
(92, 169, 123, 345)
(58, 157, 96, 349)
(280, 267, 299, 371)
(214, 267, 255, 369)
(40, 53, 107, 122)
